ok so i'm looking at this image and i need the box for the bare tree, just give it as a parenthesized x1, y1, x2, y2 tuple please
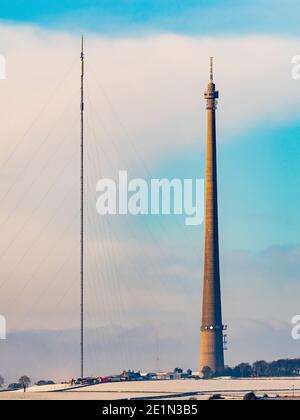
(237, 363, 252, 377)
(19, 376, 31, 392)
(0, 376, 4, 388)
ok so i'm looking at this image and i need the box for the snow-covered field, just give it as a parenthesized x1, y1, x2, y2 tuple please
(1, 378, 300, 400)
(13, 383, 75, 393)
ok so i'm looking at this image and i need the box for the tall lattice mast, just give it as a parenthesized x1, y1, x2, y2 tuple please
(80, 35, 84, 379)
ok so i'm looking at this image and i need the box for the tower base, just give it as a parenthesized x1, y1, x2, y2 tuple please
(199, 328, 224, 375)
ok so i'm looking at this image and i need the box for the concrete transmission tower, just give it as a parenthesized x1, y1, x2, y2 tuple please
(199, 58, 226, 375)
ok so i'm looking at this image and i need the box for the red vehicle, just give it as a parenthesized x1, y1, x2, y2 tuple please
(99, 377, 110, 383)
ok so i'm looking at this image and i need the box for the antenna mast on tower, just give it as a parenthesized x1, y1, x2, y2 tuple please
(80, 35, 84, 379)
(210, 56, 214, 82)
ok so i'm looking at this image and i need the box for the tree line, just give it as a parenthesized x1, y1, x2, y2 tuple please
(223, 358, 300, 378)
(201, 359, 300, 378)
(0, 375, 31, 391)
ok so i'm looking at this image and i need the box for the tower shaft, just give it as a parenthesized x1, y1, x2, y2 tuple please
(199, 59, 224, 374)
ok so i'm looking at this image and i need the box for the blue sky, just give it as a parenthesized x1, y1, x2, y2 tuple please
(0, 1, 300, 381)
(2, 0, 300, 36)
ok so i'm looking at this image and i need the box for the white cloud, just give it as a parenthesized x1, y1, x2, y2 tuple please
(1, 25, 300, 169)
